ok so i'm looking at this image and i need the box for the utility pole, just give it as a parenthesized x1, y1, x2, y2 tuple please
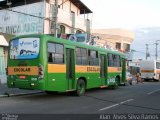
(146, 44, 149, 60)
(52, 0, 58, 37)
(55, 0, 58, 37)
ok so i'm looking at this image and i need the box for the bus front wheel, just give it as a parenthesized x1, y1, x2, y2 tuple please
(74, 79, 86, 96)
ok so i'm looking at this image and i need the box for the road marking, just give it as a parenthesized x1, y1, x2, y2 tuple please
(99, 99, 134, 111)
(147, 89, 160, 95)
(99, 104, 119, 111)
(120, 99, 134, 104)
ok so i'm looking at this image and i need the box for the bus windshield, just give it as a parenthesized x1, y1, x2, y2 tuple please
(10, 38, 40, 60)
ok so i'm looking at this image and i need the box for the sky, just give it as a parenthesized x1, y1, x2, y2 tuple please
(81, 0, 160, 30)
(81, 0, 160, 60)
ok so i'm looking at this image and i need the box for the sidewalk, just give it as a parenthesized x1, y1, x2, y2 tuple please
(0, 84, 42, 97)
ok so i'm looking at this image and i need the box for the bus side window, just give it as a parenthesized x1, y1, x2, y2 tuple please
(88, 50, 99, 66)
(114, 55, 121, 67)
(47, 43, 64, 64)
(113, 55, 119, 67)
(76, 47, 87, 65)
(156, 62, 160, 69)
(108, 54, 113, 67)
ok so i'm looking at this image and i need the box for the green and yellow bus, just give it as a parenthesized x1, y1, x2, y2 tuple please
(7, 34, 126, 96)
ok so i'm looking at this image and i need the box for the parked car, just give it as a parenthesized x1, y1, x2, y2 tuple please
(126, 72, 133, 85)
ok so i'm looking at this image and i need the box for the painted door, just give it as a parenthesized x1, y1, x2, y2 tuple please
(100, 54, 107, 85)
(66, 48, 75, 90)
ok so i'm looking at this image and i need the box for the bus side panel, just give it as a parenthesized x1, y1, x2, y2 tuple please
(107, 67, 122, 85)
(46, 64, 68, 92)
(75, 73, 101, 89)
(47, 73, 67, 92)
(75, 66, 101, 89)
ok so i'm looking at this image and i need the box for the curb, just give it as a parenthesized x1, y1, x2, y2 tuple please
(0, 94, 9, 98)
(0, 91, 43, 98)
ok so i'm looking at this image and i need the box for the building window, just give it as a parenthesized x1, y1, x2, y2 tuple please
(48, 43, 64, 64)
(60, 25, 65, 34)
(123, 43, 130, 52)
(116, 42, 121, 50)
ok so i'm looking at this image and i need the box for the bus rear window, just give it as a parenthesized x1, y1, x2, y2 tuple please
(10, 38, 40, 59)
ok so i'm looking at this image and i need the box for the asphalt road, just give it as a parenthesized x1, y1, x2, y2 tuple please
(0, 82, 160, 115)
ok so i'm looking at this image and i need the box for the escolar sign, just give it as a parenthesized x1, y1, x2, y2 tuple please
(14, 68, 31, 72)
(8, 66, 38, 75)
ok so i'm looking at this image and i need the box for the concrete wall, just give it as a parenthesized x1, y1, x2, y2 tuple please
(0, 47, 7, 84)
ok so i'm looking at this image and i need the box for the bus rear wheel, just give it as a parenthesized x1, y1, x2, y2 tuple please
(114, 77, 120, 88)
(74, 79, 86, 96)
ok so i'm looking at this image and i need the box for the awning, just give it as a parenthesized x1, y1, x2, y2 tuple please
(0, 35, 8, 46)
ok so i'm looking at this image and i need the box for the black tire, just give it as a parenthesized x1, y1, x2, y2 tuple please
(115, 77, 120, 87)
(74, 79, 86, 96)
(111, 77, 119, 89)
(154, 79, 160, 82)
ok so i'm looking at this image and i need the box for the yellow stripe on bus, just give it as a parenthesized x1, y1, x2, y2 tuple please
(108, 67, 122, 73)
(141, 70, 154, 73)
(76, 66, 121, 73)
(156, 70, 160, 73)
(48, 64, 122, 73)
(76, 66, 100, 73)
(48, 64, 66, 73)
(8, 66, 38, 75)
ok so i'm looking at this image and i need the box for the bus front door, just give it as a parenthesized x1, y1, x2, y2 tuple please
(100, 54, 107, 85)
(66, 48, 75, 90)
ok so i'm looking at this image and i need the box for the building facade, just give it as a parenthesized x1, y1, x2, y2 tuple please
(0, 0, 92, 35)
(92, 29, 134, 53)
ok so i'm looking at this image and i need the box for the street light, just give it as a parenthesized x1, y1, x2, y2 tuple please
(155, 40, 160, 60)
